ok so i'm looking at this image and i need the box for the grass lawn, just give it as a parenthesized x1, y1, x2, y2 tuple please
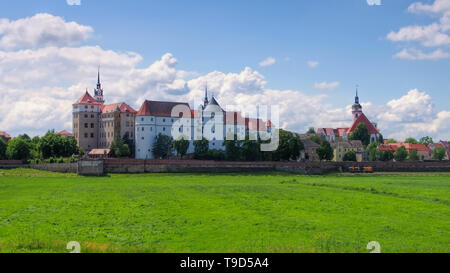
(0, 168, 449, 253)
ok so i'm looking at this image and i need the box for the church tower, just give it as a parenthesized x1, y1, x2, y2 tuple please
(352, 87, 363, 121)
(94, 68, 104, 103)
(203, 84, 209, 110)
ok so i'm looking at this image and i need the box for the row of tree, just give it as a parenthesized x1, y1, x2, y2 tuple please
(151, 129, 306, 161)
(0, 131, 80, 162)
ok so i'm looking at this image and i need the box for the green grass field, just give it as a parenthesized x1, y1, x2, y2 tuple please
(0, 169, 449, 253)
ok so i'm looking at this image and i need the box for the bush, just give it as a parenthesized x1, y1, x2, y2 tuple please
(408, 149, 420, 161)
(395, 146, 408, 162)
(206, 149, 225, 161)
(343, 151, 357, 162)
(433, 146, 446, 161)
(381, 150, 394, 162)
(194, 138, 209, 159)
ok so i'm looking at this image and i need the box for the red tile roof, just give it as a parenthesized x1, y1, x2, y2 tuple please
(347, 113, 379, 135)
(74, 91, 103, 105)
(246, 118, 267, 131)
(0, 131, 11, 142)
(57, 130, 72, 136)
(137, 100, 191, 117)
(101, 102, 137, 114)
(379, 143, 431, 153)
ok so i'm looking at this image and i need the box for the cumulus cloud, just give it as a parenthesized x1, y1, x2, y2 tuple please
(258, 57, 276, 67)
(0, 13, 449, 141)
(0, 13, 93, 49)
(394, 48, 450, 60)
(314, 81, 340, 91)
(387, 0, 450, 60)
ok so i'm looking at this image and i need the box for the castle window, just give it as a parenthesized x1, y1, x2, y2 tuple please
(91, 114, 94, 118)
(163, 118, 166, 122)
(141, 118, 144, 122)
(84, 133, 88, 138)
(91, 133, 94, 138)
(84, 123, 88, 128)
(91, 123, 94, 128)
(163, 127, 166, 131)
(85, 105, 88, 109)
(142, 127, 144, 131)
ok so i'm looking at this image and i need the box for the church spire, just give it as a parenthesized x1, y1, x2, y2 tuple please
(94, 67, 104, 103)
(355, 85, 360, 104)
(203, 82, 209, 108)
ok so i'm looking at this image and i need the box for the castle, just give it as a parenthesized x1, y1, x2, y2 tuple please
(73, 73, 272, 158)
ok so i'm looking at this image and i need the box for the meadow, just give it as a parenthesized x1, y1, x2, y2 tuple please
(0, 168, 449, 253)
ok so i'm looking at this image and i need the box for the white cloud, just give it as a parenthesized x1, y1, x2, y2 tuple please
(307, 61, 319, 68)
(387, 1, 450, 60)
(0, 13, 93, 49)
(408, 0, 450, 14)
(258, 57, 276, 67)
(367, 0, 382, 6)
(394, 48, 450, 60)
(314, 81, 340, 91)
(0, 13, 449, 141)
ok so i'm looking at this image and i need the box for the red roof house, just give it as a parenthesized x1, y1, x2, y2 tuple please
(0, 131, 11, 143)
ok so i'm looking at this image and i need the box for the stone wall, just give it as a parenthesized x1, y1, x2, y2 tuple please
(103, 159, 450, 174)
(29, 163, 77, 173)
(77, 160, 104, 176)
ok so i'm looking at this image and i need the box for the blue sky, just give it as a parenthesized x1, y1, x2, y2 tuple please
(0, 0, 449, 139)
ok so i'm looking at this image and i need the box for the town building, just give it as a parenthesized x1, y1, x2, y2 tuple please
(73, 71, 136, 152)
(428, 142, 450, 160)
(331, 140, 366, 162)
(318, 90, 381, 143)
(0, 131, 11, 143)
(378, 143, 432, 160)
(300, 138, 320, 161)
(135, 87, 272, 159)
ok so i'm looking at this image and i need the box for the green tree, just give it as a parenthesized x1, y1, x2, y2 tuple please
(317, 140, 334, 161)
(419, 136, 433, 146)
(173, 136, 190, 158)
(408, 149, 420, 161)
(381, 150, 394, 161)
(307, 127, 316, 134)
(0, 138, 7, 159)
(6, 137, 32, 160)
(369, 148, 382, 161)
(385, 139, 397, 144)
(122, 133, 135, 158)
(206, 149, 225, 161)
(242, 135, 260, 161)
(349, 123, 370, 146)
(224, 136, 243, 161)
(405, 137, 418, 144)
(38, 132, 64, 158)
(395, 146, 408, 162)
(309, 135, 322, 145)
(432, 146, 446, 161)
(273, 130, 303, 161)
(343, 150, 357, 162)
(152, 134, 173, 159)
(193, 137, 209, 160)
(110, 136, 131, 158)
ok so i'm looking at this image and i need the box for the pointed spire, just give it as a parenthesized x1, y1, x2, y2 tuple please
(97, 66, 101, 89)
(355, 84, 360, 104)
(203, 82, 209, 107)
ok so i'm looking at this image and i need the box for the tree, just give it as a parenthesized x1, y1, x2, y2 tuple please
(369, 148, 382, 161)
(122, 133, 135, 158)
(6, 137, 31, 160)
(307, 127, 316, 134)
(224, 137, 243, 161)
(349, 123, 370, 146)
(173, 136, 190, 158)
(385, 139, 397, 144)
(317, 140, 334, 161)
(408, 149, 420, 161)
(273, 130, 303, 161)
(343, 150, 357, 162)
(0, 138, 7, 159)
(152, 134, 173, 159)
(395, 146, 408, 162)
(381, 150, 394, 162)
(433, 146, 446, 161)
(206, 149, 225, 161)
(193, 137, 209, 159)
(405, 137, 418, 144)
(419, 136, 433, 146)
(309, 135, 322, 145)
(242, 135, 260, 161)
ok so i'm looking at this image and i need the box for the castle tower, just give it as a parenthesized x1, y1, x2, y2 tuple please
(203, 84, 209, 109)
(94, 67, 104, 103)
(352, 87, 363, 121)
